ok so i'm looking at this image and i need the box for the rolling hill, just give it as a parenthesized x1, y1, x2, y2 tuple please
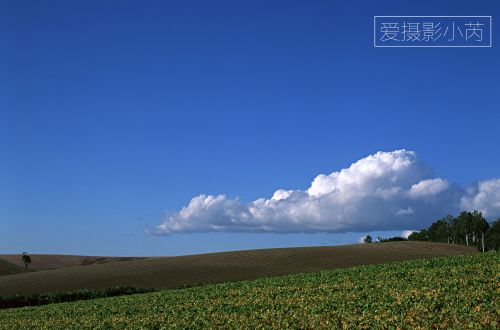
(0, 254, 146, 273)
(1, 252, 497, 329)
(0, 241, 476, 296)
(0, 260, 27, 277)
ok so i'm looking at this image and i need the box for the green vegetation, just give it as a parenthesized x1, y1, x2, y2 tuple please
(0, 287, 155, 310)
(410, 211, 500, 251)
(377, 236, 407, 242)
(1, 252, 497, 329)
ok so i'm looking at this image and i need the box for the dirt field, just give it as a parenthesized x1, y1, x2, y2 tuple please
(0, 241, 476, 295)
(0, 254, 146, 273)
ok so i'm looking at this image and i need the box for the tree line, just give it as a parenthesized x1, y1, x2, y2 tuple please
(408, 211, 500, 251)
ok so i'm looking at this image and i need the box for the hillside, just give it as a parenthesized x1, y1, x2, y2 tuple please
(0, 254, 146, 272)
(0, 260, 26, 277)
(0, 252, 497, 329)
(0, 241, 476, 296)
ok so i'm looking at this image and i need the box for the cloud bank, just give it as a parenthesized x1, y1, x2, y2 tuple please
(153, 150, 500, 235)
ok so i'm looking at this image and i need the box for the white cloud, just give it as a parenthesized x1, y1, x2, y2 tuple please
(395, 207, 414, 216)
(460, 179, 500, 218)
(408, 178, 450, 198)
(401, 230, 416, 239)
(358, 236, 368, 243)
(152, 150, 500, 235)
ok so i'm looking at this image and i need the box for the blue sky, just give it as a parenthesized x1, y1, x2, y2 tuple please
(1, 1, 499, 256)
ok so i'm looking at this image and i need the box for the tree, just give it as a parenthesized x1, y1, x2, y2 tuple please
(444, 215, 458, 243)
(471, 211, 489, 252)
(449, 216, 460, 244)
(409, 211, 497, 252)
(484, 219, 500, 251)
(408, 229, 428, 241)
(455, 212, 474, 246)
(364, 235, 372, 243)
(427, 218, 451, 243)
(378, 236, 407, 242)
(22, 252, 31, 272)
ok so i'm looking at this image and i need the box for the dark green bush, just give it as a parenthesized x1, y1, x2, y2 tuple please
(377, 236, 407, 242)
(0, 287, 155, 309)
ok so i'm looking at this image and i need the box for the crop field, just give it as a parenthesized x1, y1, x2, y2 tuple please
(0, 242, 476, 295)
(0, 251, 497, 329)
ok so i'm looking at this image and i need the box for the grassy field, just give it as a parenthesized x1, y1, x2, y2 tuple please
(0, 252, 497, 329)
(0, 242, 475, 295)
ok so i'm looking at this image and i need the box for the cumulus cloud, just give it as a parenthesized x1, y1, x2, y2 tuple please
(460, 179, 500, 218)
(152, 150, 500, 235)
(401, 230, 416, 239)
(408, 178, 450, 198)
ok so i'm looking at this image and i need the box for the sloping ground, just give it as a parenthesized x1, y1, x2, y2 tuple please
(0, 242, 476, 296)
(0, 260, 26, 276)
(1, 252, 496, 329)
(0, 254, 146, 272)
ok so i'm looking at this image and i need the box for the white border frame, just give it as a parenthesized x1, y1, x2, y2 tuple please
(373, 16, 492, 48)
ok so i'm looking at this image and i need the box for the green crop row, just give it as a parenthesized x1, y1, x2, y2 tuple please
(0, 252, 498, 329)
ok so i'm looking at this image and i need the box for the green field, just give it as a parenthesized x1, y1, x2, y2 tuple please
(1, 251, 497, 329)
